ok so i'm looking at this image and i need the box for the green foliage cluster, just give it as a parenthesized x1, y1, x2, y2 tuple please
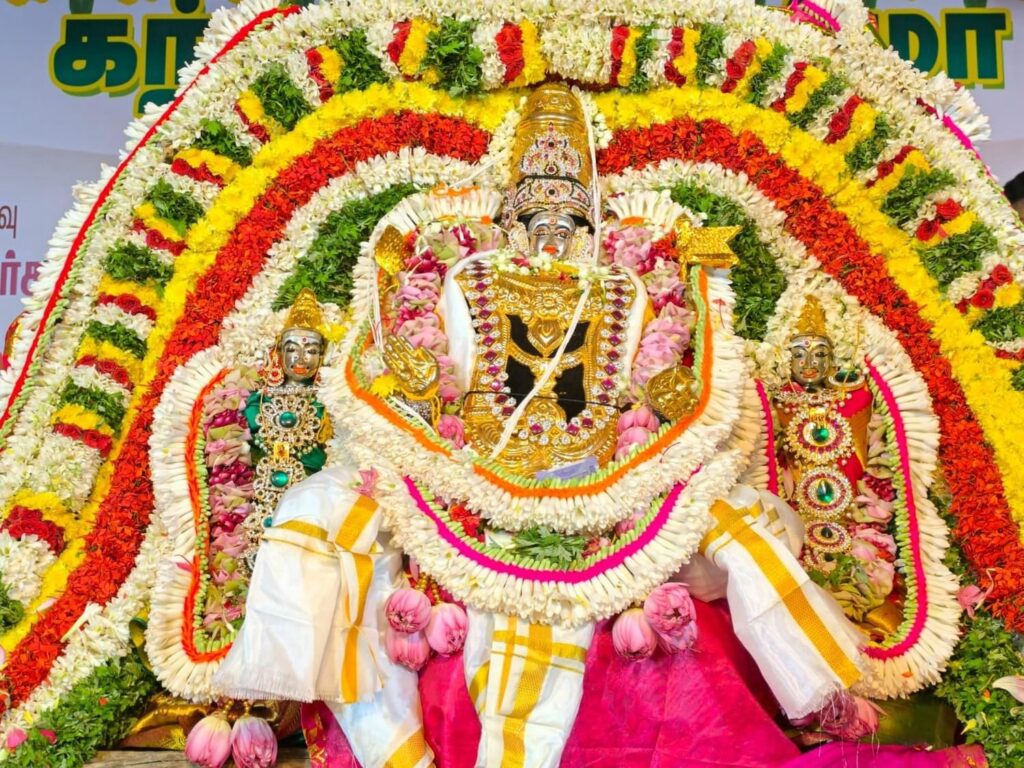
(670, 182, 787, 340)
(3, 653, 159, 768)
(695, 24, 726, 88)
(251, 63, 312, 131)
(103, 242, 173, 288)
(146, 179, 204, 238)
(626, 27, 657, 94)
(58, 381, 126, 431)
(511, 527, 587, 567)
(1011, 365, 1024, 392)
(845, 114, 892, 173)
(746, 43, 788, 106)
(788, 73, 845, 130)
(973, 303, 1024, 344)
(333, 29, 390, 93)
(193, 118, 252, 166)
(932, 495, 1024, 768)
(84, 320, 147, 359)
(274, 183, 417, 310)
(920, 221, 995, 288)
(0, 579, 25, 633)
(880, 166, 956, 228)
(422, 18, 484, 97)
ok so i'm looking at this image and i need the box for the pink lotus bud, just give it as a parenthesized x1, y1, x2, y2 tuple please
(230, 715, 278, 768)
(385, 626, 431, 671)
(185, 713, 232, 768)
(386, 588, 432, 633)
(615, 426, 654, 460)
(617, 406, 660, 434)
(425, 602, 468, 655)
(643, 583, 697, 649)
(38, 729, 56, 745)
(437, 414, 467, 449)
(818, 692, 882, 741)
(5, 728, 26, 751)
(611, 608, 657, 661)
(957, 583, 990, 619)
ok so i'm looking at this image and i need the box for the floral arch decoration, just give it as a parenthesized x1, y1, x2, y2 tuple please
(0, 0, 1022, 762)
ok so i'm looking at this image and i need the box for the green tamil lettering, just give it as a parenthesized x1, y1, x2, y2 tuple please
(135, 13, 210, 115)
(50, 15, 140, 97)
(942, 9, 1012, 88)
(879, 9, 942, 75)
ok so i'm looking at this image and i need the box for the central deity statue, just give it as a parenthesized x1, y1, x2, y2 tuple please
(213, 85, 880, 768)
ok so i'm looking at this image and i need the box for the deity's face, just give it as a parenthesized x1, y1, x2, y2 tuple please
(278, 328, 324, 385)
(788, 335, 833, 390)
(527, 211, 576, 261)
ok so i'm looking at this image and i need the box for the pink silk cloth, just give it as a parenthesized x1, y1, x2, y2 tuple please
(300, 600, 986, 768)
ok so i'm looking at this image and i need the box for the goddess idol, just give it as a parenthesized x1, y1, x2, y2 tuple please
(208, 84, 900, 767)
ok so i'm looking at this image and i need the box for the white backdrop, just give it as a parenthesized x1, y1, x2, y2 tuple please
(0, 0, 1021, 336)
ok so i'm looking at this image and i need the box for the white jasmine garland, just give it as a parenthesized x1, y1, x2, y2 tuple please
(0, 533, 56, 605)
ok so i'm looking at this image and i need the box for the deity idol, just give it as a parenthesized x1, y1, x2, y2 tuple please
(213, 85, 890, 768)
(772, 297, 903, 638)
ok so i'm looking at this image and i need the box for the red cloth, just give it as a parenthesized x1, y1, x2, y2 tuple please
(300, 600, 985, 768)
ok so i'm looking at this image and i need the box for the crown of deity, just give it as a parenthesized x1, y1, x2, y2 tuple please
(793, 295, 829, 340)
(503, 83, 594, 228)
(282, 288, 328, 338)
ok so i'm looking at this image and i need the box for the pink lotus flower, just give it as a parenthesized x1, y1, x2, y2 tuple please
(603, 226, 656, 274)
(356, 467, 379, 498)
(425, 602, 468, 655)
(437, 414, 467, 449)
(5, 728, 26, 750)
(645, 261, 686, 311)
(957, 583, 991, 619)
(854, 484, 894, 524)
(614, 511, 644, 537)
(617, 406, 660, 434)
(230, 715, 278, 768)
(818, 692, 882, 741)
(385, 627, 431, 671)
(612, 608, 658, 661)
(436, 355, 462, 403)
(852, 526, 897, 557)
(185, 713, 232, 768)
(643, 583, 697, 640)
(385, 588, 432, 633)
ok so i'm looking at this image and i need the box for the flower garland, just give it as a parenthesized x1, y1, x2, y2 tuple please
(0, 1, 1021, 762)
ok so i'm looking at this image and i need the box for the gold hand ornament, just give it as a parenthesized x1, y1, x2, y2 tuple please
(382, 334, 441, 400)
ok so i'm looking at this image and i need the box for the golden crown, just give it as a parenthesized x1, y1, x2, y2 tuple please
(504, 83, 594, 227)
(793, 295, 829, 339)
(283, 288, 328, 338)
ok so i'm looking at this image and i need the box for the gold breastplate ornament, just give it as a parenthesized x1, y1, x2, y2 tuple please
(456, 260, 637, 476)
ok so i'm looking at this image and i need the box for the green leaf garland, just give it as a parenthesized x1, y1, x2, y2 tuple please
(146, 180, 204, 239)
(58, 381, 127, 432)
(193, 118, 253, 166)
(695, 24, 726, 88)
(787, 73, 845, 131)
(0, 579, 25, 633)
(846, 114, 892, 173)
(920, 221, 995, 289)
(746, 43, 788, 106)
(881, 166, 956, 228)
(2, 652, 158, 768)
(274, 183, 418, 310)
(422, 18, 484, 97)
(334, 29, 390, 93)
(251, 63, 312, 131)
(84, 320, 147, 360)
(103, 242, 173, 289)
(670, 181, 787, 341)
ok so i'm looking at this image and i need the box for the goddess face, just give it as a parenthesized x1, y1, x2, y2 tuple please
(527, 211, 576, 261)
(279, 328, 325, 385)
(788, 335, 833, 390)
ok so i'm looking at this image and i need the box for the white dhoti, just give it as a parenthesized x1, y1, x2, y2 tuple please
(213, 466, 433, 768)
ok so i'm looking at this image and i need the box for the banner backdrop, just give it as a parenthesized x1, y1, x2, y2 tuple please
(0, 0, 1021, 336)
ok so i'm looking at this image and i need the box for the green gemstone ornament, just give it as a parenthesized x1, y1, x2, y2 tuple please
(811, 424, 830, 444)
(815, 480, 835, 504)
(278, 411, 298, 428)
(271, 470, 290, 488)
(263, 516, 273, 528)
